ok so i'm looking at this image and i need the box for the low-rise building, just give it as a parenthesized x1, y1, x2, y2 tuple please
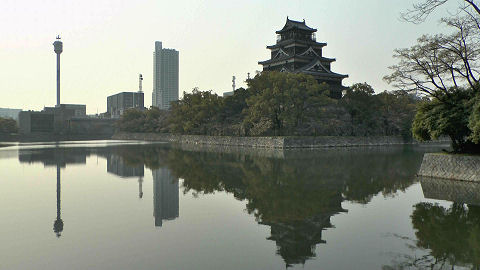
(107, 92, 144, 118)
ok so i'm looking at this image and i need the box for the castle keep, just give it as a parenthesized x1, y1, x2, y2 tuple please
(259, 18, 348, 98)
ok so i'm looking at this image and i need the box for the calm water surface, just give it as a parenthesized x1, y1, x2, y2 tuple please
(0, 141, 477, 270)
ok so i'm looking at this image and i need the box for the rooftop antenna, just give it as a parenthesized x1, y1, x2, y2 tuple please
(232, 76, 236, 92)
(138, 74, 143, 93)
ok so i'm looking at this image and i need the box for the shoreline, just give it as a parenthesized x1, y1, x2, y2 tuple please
(0, 133, 113, 143)
(111, 132, 449, 149)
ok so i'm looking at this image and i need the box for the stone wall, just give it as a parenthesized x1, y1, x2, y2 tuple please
(418, 153, 480, 182)
(112, 133, 285, 148)
(68, 118, 116, 136)
(113, 132, 446, 149)
(282, 136, 407, 148)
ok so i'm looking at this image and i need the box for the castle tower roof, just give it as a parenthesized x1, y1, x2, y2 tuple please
(276, 18, 317, 34)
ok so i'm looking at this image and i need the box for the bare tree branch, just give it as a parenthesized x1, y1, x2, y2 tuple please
(384, 17, 480, 100)
(402, 0, 480, 23)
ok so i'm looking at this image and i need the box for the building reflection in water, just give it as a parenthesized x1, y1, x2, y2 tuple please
(152, 168, 179, 227)
(53, 165, 63, 237)
(106, 153, 145, 198)
(15, 144, 431, 267)
(18, 147, 89, 238)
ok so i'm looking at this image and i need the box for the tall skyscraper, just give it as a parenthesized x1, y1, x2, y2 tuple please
(152, 41, 179, 109)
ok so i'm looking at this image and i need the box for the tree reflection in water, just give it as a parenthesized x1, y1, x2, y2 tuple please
(120, 145, 424, 267)
(385, 203, 480, 270)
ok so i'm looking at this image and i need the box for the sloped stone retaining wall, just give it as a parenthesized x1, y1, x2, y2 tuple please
(112, 132, 441, 149)
(418, 153, 480, 182)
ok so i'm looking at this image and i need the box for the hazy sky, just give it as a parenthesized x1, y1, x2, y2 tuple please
(1, 0, 459, 113)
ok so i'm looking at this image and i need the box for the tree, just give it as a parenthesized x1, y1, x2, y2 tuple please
(384, 17, 480, 101)
(244, 72, 331, 136)
(169, 88, 224, 135)
(350, 82, 375, 95)
(412, 88, 480, 152)
(402, 0, 480, 23)
(0, 117, 17, 134)
(376, 90, 418, 139)
(386, 8, 480, 152)
(116, 108, 145, 133)
(468, 93, 480, 143)
(115, 107, 169, 133)
(341, 83, 381, 136)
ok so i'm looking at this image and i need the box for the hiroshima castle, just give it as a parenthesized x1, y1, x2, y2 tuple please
(259, 18, 348, 99)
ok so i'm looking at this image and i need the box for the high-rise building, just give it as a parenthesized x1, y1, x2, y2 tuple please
(152, 41, 179, 110)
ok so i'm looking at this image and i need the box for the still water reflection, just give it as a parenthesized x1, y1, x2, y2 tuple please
(0, 142, 477, 269)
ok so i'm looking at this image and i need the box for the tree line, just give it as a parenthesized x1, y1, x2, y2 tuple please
(116, 72, 419, 139)
(0, 117, 17, 134)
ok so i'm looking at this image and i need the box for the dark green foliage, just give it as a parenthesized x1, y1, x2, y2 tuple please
(117, 72, 418, 138)
(244, 72, 331, 136)
(412, 89, 480, 153)
(115, 107, 169, 133)
(0, 117, 18, 134)
(169, 88, 225, 135)
(468, 94, 480, 144)
(410, 202, 480, 268)
(341, 83, 418, 138)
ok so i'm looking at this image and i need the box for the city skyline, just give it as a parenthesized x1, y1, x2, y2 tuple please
(1, 0, 458, 114)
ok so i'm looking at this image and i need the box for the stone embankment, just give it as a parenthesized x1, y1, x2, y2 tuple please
(418, 153, 480, 182)
(112, 132, 447, 149)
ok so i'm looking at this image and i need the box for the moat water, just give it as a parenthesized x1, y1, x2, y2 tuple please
(0, 141, 478, 270)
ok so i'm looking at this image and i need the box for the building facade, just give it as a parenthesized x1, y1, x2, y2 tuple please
(259, 18, 348, 99)
(152, 41, 179, 110)
(107, 92, 144, 118)
(44, 104, 86, 118)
